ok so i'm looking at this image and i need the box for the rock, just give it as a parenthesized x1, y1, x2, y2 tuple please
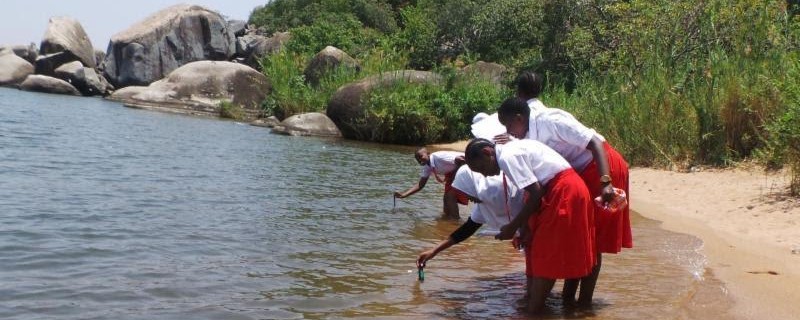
(0, 43, 38, 64)
(251, 116, 280, 128)
(19, 74, 80, 95)
(53, 61, 107, 96)
(0, 52, 35, 86)
(462, 61, 507, 86)
(272, 112, 342, 137)
(107, 61, 270, 120)
(326, 70, 441, 139)
(304, 46, 360, 87)
(228, 19, 247, 37)
(34, 51, 84, 76)
(234, 32, 290, 70)
(103, 4, 236, 88)
(94, 50, 106, 69)
(39, 16, 96, 68)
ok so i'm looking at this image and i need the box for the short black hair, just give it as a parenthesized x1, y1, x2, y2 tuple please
(515, 71, 543, 98)
(465, 138, 495, 162)
(497, 97, 530, 119)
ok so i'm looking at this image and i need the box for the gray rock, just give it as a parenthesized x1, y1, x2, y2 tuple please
(53, 61, 107, 96)
(94, 50, 106, 69)
(250, 116, 280, 128)
(326, 70, 441, 139)
(103, 4, 236, 88)
(304, 46, 360, 87)
(228, 20, 247, 37)
(0, 52, 35, 86)
(234, 32, 290, 70)
(39, 16, 96, 68)
(0, 43, 38, 64)
(34, 51, 83, 76)
(272, 112, 342, 137)
(107, 60, 270, 120)
(462, 61, 508, 86)
(19, 74, 81, 95)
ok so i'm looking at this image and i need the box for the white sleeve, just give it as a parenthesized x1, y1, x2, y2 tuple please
(499, 151, 539, 190)
(420, 165, 432, 178)
(469, 205, 487, 225)
(547, 113, 594, 149)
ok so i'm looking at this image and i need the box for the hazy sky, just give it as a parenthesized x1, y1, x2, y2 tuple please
(0, 1, 266, 50)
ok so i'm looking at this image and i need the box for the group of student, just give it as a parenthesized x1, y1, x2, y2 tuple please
(394, 71, 632, 314)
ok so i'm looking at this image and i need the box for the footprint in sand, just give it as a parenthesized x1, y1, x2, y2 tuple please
(746, 270, 779, 275)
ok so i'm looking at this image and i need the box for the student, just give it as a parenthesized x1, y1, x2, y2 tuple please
(394, 148, 467, 219)
(464, 136, 595, 314)
(514, 70, 547, 113)
(496, 96, 632, 308)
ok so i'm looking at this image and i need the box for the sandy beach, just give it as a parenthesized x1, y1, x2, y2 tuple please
(431, 141, 800, 319)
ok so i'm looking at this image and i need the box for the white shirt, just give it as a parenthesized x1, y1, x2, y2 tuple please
(420, 151, 463, 178)
(470, 99, 548, 140)
(527, 98, 547, 114)
(497, 139, 571, 189)
(452, 165, 524, 233)
(525, 108, 604, 172)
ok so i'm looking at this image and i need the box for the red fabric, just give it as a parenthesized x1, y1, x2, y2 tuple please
(579, 142, 633, 254)
(524, 169, 595, 279)
(444, 170, 468, 205)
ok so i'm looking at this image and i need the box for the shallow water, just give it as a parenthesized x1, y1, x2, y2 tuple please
(0, 88, 734, 319)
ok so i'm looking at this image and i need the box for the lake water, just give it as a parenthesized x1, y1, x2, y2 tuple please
(0, 87, 735, 319)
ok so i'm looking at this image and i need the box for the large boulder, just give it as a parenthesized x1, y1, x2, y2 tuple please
(107, 61, 270, 120)
(39, 16, 95, 68)
(19, 74, 81, 95)
(303, 46, 360, 87)
(0, 52, 35, 86)
(271, 112, 342, 137)
(462, 61, 508, 86)
(326, 70, 441, 139)
(233, 31, 290, 70)
(103, 4, 236, 88)
(0, 43, 38, 64)
(54, 61, 108, 96)
(34, 51, 85, 76)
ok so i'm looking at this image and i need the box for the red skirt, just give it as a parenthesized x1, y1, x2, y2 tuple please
(579, 142, 633, 254)
(444, 170, 468, 205)
(524, 169, 595, 279)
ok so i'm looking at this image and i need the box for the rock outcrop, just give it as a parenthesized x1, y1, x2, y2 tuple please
(102, 4, 236, 88)
(107, 61, 270, 120)
(326, 70, 441, 139)
(233, 31, 290, 70)
(0, 52, 35, 86)
(54, 61, 109, 96)
(19, 74, 81, 95)
(462, 61, 508, 86)
(303, 46, 360, 87)
(0, 43, 38, 64)
(271, 112, 342, 137)
(39, 16, 96, 68)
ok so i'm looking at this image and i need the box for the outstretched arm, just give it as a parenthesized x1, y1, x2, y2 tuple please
(586, 136, 615, 201)
(496, 182, 543, 240)
(395, 177, 429, 198)
(418, 218, 482, 267)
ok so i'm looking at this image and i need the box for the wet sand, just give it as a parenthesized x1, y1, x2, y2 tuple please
(431, 141, 800, 319)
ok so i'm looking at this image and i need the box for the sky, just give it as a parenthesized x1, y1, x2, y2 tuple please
(0, 0, 267, 50)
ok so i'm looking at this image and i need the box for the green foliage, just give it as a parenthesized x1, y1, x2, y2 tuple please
(250, 0, 398, 35)
(219, 100, 246, 120)
(360, 71, 508, 144)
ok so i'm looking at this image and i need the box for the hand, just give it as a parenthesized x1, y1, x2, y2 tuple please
(601, 184, 615, 202)
(495, 223, 517, 241)
(394, 192, 405, 199)
(417, 249, 436, 268)
(493, 133, 510, 145)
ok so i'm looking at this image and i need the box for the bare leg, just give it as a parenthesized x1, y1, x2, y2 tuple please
(577, 253, 602, 308)
(442, 191, 460, 219)
(528, 276, 555, 314)
(562, 278, 579, 307)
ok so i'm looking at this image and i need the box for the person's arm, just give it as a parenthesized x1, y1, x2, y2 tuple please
(495, 182, 543, 240)
(417, 218, 482, 267)
(586, 136, 615, 201)
(395, 176, 429, 198)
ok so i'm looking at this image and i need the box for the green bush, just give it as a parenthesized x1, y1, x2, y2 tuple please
(219, 100, 246, 120)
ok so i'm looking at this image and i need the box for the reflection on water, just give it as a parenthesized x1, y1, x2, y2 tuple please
(0, 88, 733, 319)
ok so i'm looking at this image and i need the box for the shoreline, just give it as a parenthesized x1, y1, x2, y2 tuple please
(431, 140, 800, 319)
